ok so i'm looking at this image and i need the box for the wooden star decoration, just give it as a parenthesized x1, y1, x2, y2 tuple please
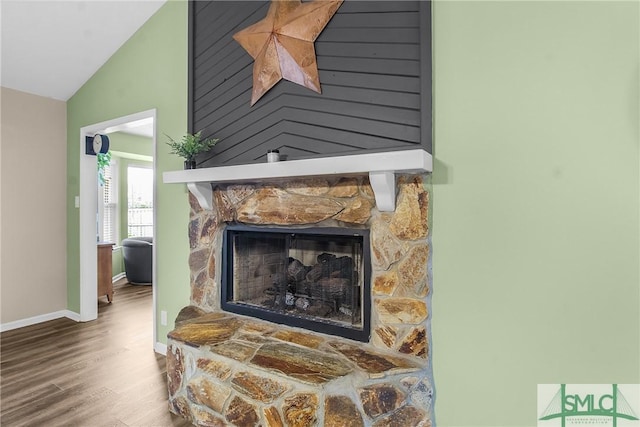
(233, 0, 343, 106)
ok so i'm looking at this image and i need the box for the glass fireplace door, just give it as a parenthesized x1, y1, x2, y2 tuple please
(222, 225, 371, 342)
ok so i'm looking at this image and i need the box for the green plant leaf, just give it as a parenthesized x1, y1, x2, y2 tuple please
(97, 151, 112, 186)
(165, 131, 219, 161)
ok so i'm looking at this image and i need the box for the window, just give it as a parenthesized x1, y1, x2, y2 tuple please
(127, 165, 153, 237)
(98, 158, 118, 243)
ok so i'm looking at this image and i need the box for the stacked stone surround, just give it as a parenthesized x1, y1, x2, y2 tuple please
(167, 175, 433, 426)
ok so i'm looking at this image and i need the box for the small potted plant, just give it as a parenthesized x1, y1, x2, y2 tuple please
(166, 131, 219, 169)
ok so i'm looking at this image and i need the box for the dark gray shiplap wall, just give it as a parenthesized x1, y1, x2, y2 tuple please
(190, 0, 431, 167)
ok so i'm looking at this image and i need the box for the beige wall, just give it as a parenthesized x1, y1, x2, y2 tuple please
(1, 87, 67, 324)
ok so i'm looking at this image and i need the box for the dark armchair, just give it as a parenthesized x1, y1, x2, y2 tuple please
(121, 236, 153, 285)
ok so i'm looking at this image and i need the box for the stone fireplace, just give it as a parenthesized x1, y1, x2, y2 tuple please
(166, 174, 433, 426)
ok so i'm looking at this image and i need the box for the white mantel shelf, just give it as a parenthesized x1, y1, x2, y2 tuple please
(162, 149, 432, 212)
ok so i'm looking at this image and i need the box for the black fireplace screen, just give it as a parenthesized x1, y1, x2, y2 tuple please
(221, 225, 371, 342)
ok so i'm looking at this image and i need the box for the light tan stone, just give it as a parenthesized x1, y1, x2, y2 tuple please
(231, 371, 288, 403)
(225, 184, 256, 204)
(237, 333, 273, 344)
(201, 287, 216, 311)
(236, 188, 343, 225)
(211, 340, 258, 362)
(373, 271, 399, 296)
(191, 281, 205, 306)
(186, 377, 231, 413)
(189, 217, 200, 249)
(389, 176, 429, 241)
(207, 251, 216, 281)
(168, 317, 241, 347)
(191, 269, 210, 306)
(191, 407, 227, 427)
(170, 396, 191, 420)
(189, 247, 211, 273)
(397, 245, 429, 297)
(371, 220, 403, 270)
(272, 330, 324, 349)
(193, 270, 208, 288)
(328, 178, 360, 198)
(399, 327, 428, 358)
(213, 185, 256, 221)
(225, 395, 259, 426)
(167, 345, 184, 397)
(359, 384, 405, 419)
(264, 406, 285, 427)
(285, 179, 330, 195)
(329, 341, 420, 376)
(250, 342, 352, 384)
(324, 395, 364, 427)
(189, 192, 203, 213)
(360, 178, 375, 199)
(414, 279, 429, 299)
(197, 359, 232, 381)
(202, 287, 216, 311)
(240, 321, 277, 335)
(282, 393, 318, 427)
(373, 326, 398, 349)
(213, 187, 235, 222)
(199, 214, 218, 245)
(371, 405, 429, 427)
(380, 213, 393, 223)
(408, 377, 433, 413)
(400, 376, 419, 390)
(334, 196, 373, 224)
(175, 306, 207, 326)
(375, 298, 428, 324)
(185, 312, 230, 324)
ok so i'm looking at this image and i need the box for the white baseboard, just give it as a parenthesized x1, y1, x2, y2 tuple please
(63, 310, 81, 322)
(0, 309, 81, 332)
(154, 341, 167, 355)
(112, 272, 127, 283)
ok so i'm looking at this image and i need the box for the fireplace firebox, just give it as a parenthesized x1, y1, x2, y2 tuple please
(221, 225, 371, 341)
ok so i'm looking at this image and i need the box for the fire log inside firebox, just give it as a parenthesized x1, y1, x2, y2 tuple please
(262, 252, 359, 322)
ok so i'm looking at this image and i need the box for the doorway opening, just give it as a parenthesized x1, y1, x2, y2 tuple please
(79, 109, 159, 351)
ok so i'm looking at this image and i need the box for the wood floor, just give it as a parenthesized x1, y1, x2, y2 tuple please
(0, 280, 192, 427)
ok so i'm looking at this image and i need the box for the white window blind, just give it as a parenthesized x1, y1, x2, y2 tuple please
(99, 160, 118, 243)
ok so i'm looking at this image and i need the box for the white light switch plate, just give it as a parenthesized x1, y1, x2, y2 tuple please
(161, 310, 167, 326)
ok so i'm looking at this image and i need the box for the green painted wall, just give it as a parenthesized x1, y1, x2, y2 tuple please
(109, 132, 153, 158)
(431, 1, 639, 425)
(64, 1, 639, 425)
(66, 1, 190, 342)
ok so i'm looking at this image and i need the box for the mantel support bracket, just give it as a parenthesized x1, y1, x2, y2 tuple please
(368, 171, 396, 212)
(187, 182, 213, 210)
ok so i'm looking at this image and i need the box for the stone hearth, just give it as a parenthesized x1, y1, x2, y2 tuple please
(167, 175, 433, 426)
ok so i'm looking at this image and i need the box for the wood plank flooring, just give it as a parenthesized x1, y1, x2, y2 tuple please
(0, 280, 193, 427)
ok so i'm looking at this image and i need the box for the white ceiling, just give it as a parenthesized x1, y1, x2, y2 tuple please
(1, 0, 167, 102)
